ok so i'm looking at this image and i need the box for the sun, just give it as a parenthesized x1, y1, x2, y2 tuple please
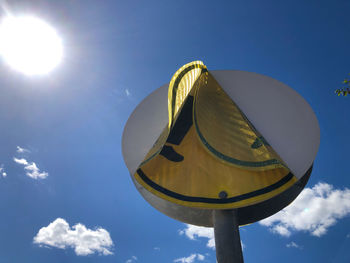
(0, 15, 63, 76)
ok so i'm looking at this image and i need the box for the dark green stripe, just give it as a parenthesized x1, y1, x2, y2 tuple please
(193, 91, 281, 168)
(137, 168, 294, 204)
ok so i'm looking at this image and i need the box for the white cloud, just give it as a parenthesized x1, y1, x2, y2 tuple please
(0, 166, 6, 177)
(174, 253, 205, 263)
(179, 225, 215, 249)
(154, 246, 160, 251)
(13, 158, 28, 165)
(24, 162, 48, 179)
(260, 182, 350, 237)
(125, 89, 131, 97)
(13, 157, 48, 179)
(126, 255, 137, 263)
(16, 146, 30, 153)
(286, 241, 302, 249)
(33, 218, 114, 256)
(179, 225, 245, 251)
(271, 225, 291, 237)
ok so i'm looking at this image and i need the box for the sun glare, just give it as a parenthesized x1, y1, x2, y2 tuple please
(0, 16, 63, 76)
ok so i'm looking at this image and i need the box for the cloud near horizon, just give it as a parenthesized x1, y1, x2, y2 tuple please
(13, 157, 48, 179)
(33, 218, 114, 256)
(260, 182, 350, 237)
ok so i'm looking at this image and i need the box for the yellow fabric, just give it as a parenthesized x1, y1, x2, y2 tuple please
(134, 61, 297, 209)
(142, 61, 205, 165)
(193, 71, 287, 171)
(168, 61, 205, 128)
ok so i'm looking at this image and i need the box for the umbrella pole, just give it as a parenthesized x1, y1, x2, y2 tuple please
(213, 209, 244, 263)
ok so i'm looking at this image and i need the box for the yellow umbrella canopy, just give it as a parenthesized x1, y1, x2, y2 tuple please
(134, 61, 298, 209)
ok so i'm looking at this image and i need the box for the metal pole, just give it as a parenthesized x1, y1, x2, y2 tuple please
(213, 209, 244, 263)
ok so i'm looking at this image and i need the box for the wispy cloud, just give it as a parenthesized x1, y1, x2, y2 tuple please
(286, 241, 302, 249)
(154, 246, 160, 251)
(33, 218, 114, 256)
(0, 165, 6, 177)
(126, 255, 138, 263)
(16, 146, 30, 153)
(260, 182, 350, 237)
(125, 88, 131, 97)
(174, 253, 205, 263)
(13, 157, 48, 179)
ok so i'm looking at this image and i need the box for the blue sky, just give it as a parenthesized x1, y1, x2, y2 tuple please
(0, 0, 349, 262)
